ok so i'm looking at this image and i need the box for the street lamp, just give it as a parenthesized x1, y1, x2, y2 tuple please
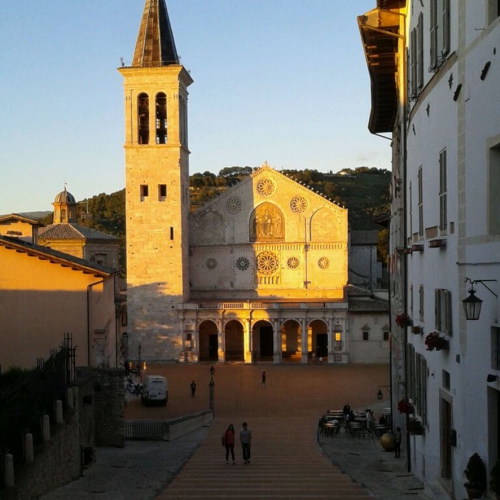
(462, 278, 497, 321)
(209, 365, 215, 415)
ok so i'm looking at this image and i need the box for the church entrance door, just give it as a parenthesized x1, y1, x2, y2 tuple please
(224, 320, 244, 361)
(208, 334, 218, 360)
(260, 327, 274, 360)
(316, 333, 328, 359)
(252, 320, 274, 362)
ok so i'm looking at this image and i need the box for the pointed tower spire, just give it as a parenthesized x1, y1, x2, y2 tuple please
(132, 0, 179, 67)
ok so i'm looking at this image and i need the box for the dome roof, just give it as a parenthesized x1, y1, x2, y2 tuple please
(54, 187, 76, 204)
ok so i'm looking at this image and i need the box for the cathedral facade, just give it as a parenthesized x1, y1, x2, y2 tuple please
(120, 0, 387, 365)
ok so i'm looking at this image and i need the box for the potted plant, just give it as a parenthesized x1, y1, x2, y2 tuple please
(396, 313, 413, 328)
(425, 332, 449, 351)
(490, 458, 500, 500)
(463, 453, 487, 499)
(397, 398, 414, 414)
(408, 418, 424, 435)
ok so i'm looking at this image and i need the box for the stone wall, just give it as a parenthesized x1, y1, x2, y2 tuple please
(8, 374, 95, 500)
(93, 368, 126, 448)
(3, 368, 125, 499)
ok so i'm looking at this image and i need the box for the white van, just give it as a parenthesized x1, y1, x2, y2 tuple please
(141, 375, 168, 406)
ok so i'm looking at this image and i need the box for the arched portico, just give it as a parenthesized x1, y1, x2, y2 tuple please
(252, 320, 274, 362)
(199, 320, 219, 362)
(281, 319, 302, 362)
(224, 320, 244, 362)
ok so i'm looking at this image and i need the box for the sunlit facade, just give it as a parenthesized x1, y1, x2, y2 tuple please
(121, 0, 389, 366)
(360, 1, 500, 498)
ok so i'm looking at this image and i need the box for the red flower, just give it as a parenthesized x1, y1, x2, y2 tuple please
(396, 313, 413, 328)
(398, 399, 414, 414)
(425, 332, 449, 351)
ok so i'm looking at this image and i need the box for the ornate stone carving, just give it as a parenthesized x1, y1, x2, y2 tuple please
(256, 178, 276, 197)
(206, 258, 217, 270)
(287, 256, 300, 269)
(236, 256, 250, 271)
(318, 257, 330, 269)
(250, 203, 284, 241)
(256, 251, 279, 275)
(290, 195, 309, 213)
(226, 197, 242, 215)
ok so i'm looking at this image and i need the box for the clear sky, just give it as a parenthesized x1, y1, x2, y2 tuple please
(0, 0, 391, 215)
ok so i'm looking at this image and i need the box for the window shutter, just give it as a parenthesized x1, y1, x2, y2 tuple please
(444, 290, 452, 335)
(435, 288, 441, 331)
(417, 13, 424, 88)
(430, 0, 437, 68)
(442, 0, 450, 55)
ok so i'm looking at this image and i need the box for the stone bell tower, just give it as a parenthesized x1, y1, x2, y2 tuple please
(119, 0, 193, 362)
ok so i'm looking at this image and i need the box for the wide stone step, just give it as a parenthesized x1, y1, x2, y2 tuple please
(156, 417, 375, 500)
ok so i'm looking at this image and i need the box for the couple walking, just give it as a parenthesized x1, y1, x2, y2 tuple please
(222, 422, 252, 465)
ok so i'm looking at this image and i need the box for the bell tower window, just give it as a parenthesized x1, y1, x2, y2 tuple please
(156, 93, 167, 144)
(138, 93, 149, 145)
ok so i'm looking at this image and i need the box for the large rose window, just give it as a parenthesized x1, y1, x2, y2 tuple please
(256, 251, 279, 275)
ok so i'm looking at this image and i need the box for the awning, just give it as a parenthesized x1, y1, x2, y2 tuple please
(358, 7, 403, 133)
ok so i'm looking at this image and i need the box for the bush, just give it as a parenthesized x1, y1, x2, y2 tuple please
(463, 453, 487, 491)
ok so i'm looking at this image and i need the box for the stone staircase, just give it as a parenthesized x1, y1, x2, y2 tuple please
(156, 417, 373, 500)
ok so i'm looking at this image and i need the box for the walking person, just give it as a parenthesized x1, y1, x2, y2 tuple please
(261, 370, 266, 386)
(222, 424, 236, 465)
(240, 422, 252, 464)
(394, 427, 402, 458)
(190, 380, 196, 397)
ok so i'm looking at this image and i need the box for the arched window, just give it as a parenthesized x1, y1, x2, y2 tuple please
(137, 93, 149, 145)
(156, 92, 167, 144)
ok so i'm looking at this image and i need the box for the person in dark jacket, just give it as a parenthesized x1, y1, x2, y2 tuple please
(222, 424, 236, 464)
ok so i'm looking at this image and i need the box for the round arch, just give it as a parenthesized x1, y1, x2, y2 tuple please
(252, 320, 274, 362)
(224, 320, 244, 362)
(249, 202, 285, 242)
(198, 320, 219, 362)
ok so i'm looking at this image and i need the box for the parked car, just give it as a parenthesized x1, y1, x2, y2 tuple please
(141, 375, 168, 406)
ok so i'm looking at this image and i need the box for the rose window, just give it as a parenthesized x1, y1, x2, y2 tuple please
(318, 257, 330, 270)
(256, 251, 279, 275)
(226, 197, 242, 215)
(236, 257, 250, 271)
(290, 195, 309, 213)
(206, 258, 217, 270)
(287, 257, 300, 269)
(257, 178, 276, 197)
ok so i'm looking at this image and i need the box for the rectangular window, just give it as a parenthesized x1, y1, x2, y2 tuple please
(492, 327, 500, 370)
(383, 331, 389, 341)
(435, 288, 452, 335)
(140, 184, 149, 201)
(442, 369, 451, 390)
(94, 253, 107, 266)
(418, 167, 424, 237)
(159, 184, 167, 201)
(363, 331, 369, 341)
(334, 332, 342, 351)
(430, 0, 450, 71)
(488, 0, 500, 24)
(419, 285, 425, 321)
(489, 143, 500, 234)
(439, 149, 448, 231)
(170, 227, 174, 240)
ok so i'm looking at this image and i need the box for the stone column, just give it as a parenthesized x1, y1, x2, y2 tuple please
(273, 319, 282, 364)
(218, 322, 225, 362)
(25, 433, 34, 463)
(55, 400, 63, 424)
(244, 319, 252, 364)
(327, 318, 334, 364)
(43, 415, 50, 441)
(300, 319, 308, 364)
(5, 454, 14, 488)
